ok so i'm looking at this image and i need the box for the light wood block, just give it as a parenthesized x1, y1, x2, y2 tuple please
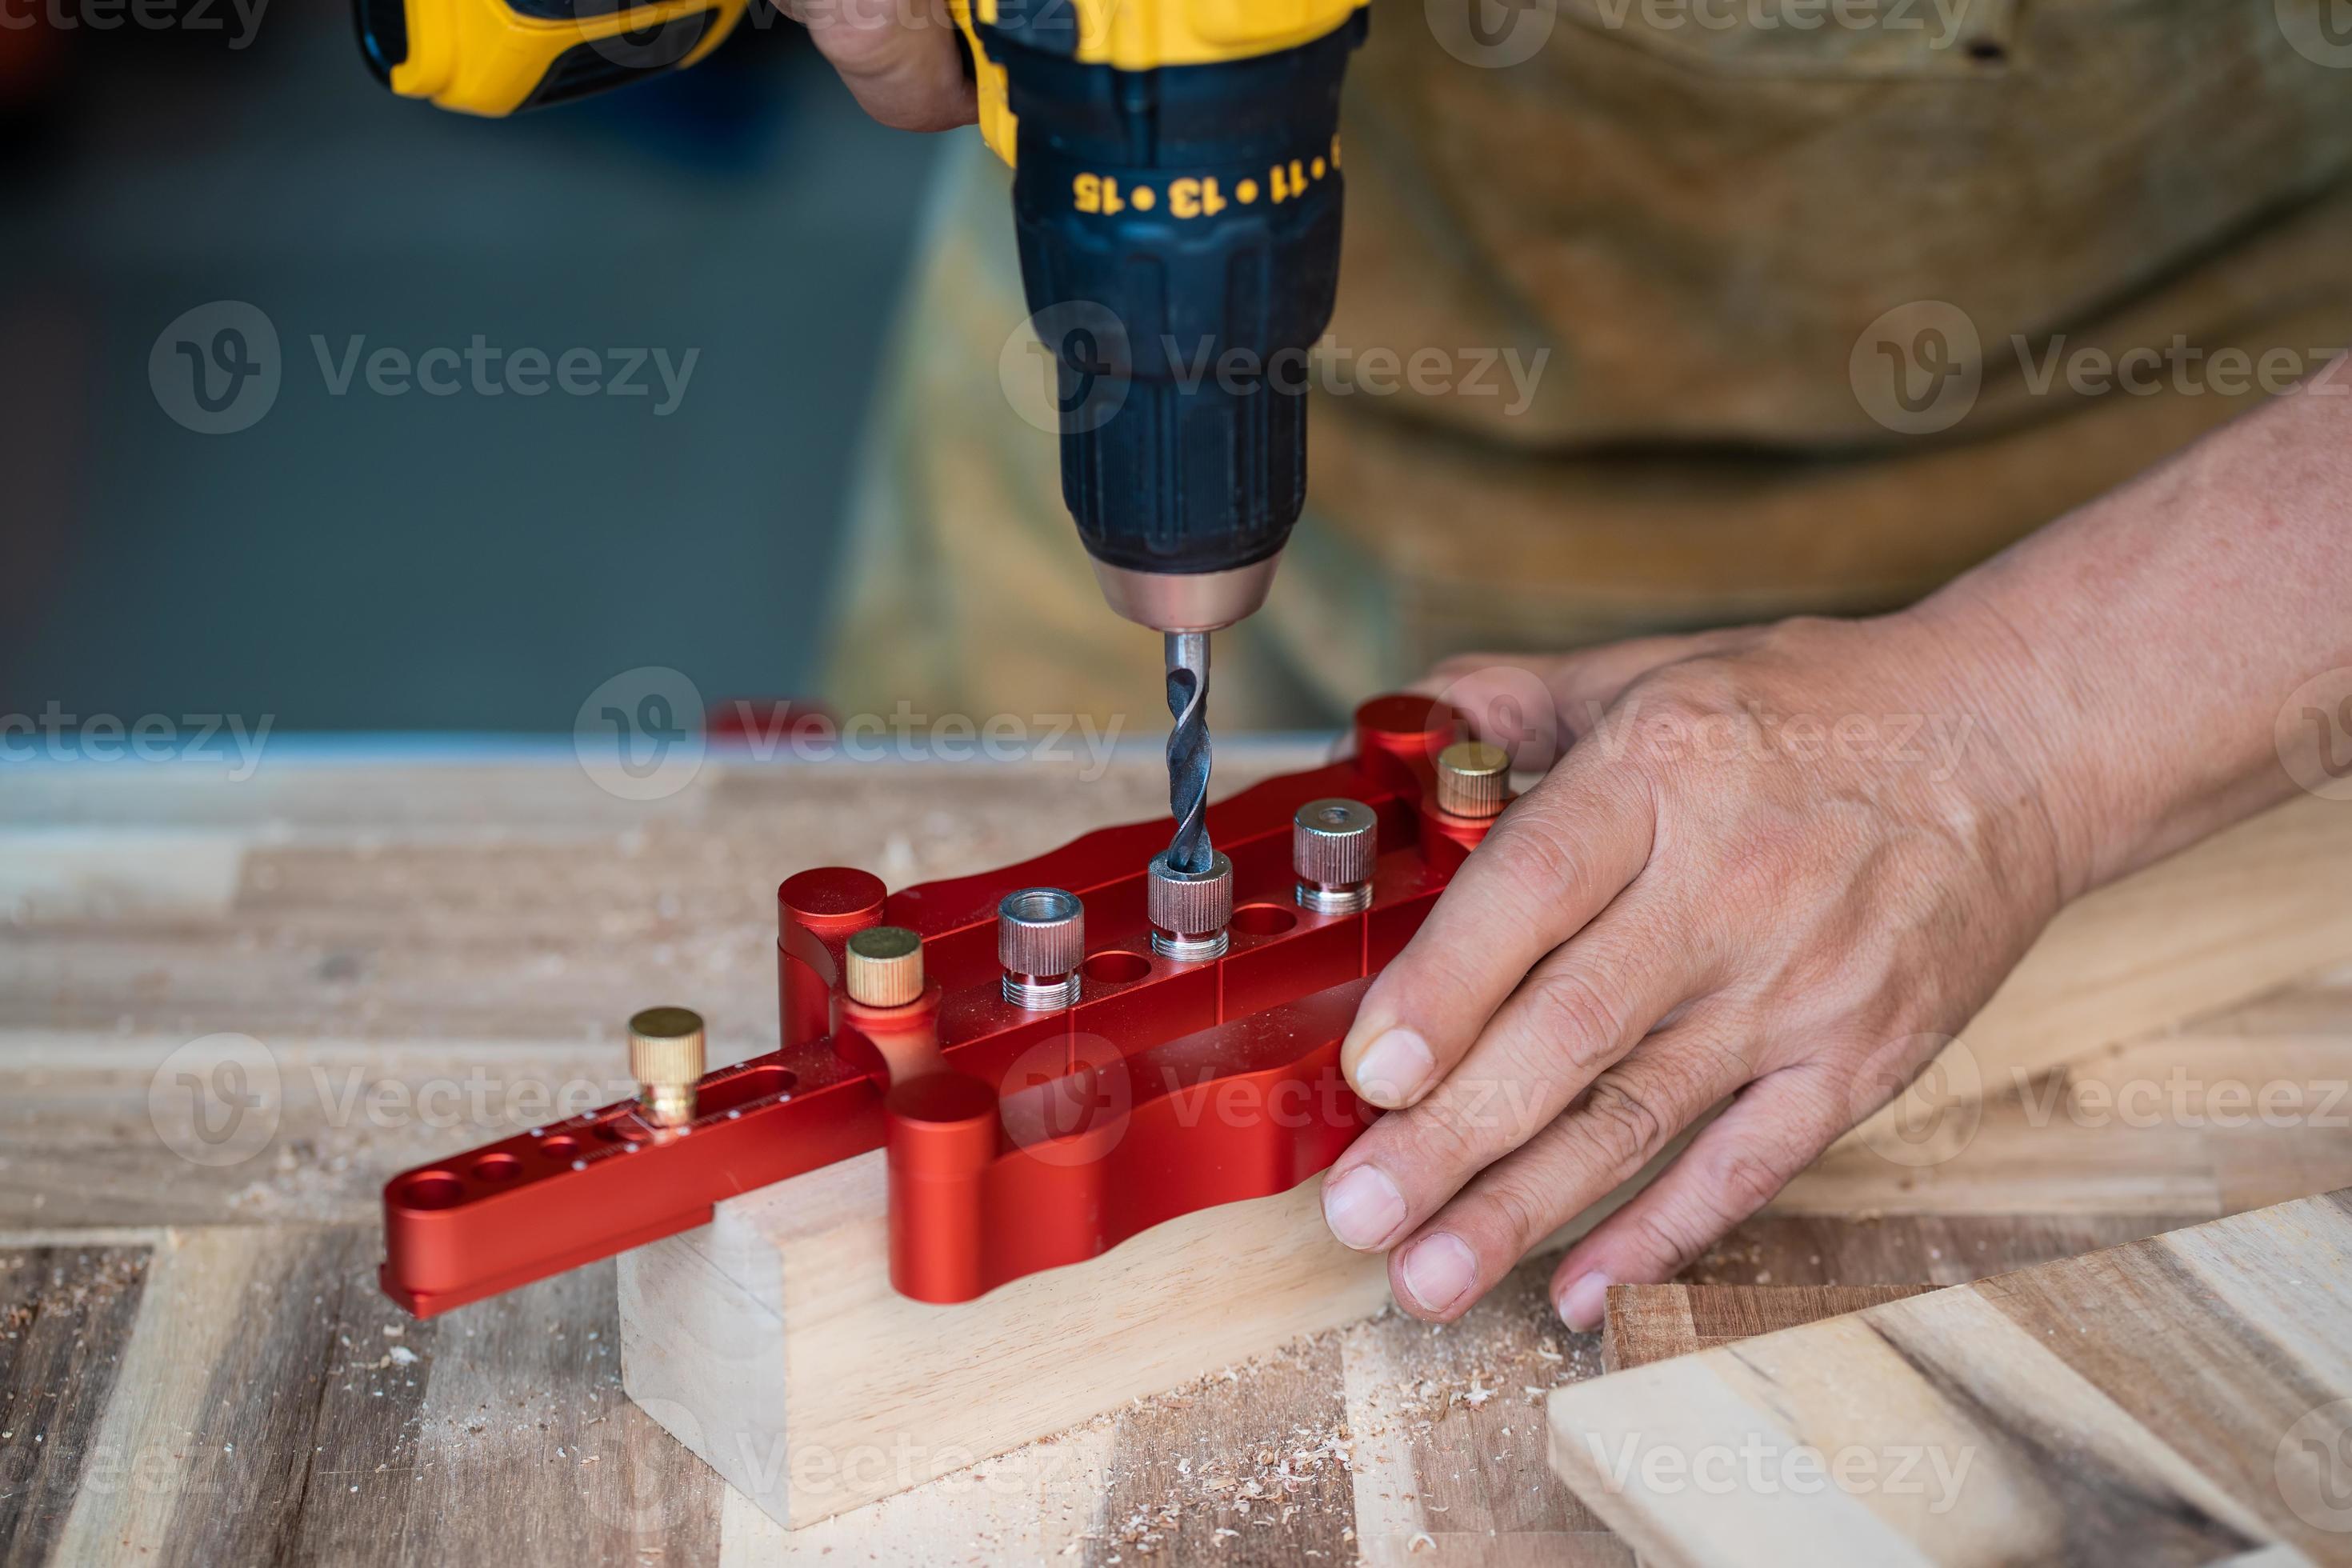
(618, 1154, 1392, 1528)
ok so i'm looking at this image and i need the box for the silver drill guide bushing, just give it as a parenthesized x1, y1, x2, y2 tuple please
(998, 886, 1086, 1009)
(1292, 798, 1378, 914)
(1146, 850, 1234, 962)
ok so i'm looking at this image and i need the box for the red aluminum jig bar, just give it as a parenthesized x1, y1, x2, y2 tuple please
(380, 695, 1499, 1316)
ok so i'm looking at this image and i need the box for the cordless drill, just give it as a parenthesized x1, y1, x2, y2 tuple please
(353, 0, 1368, 886)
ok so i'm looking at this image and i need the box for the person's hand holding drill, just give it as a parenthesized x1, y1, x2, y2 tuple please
(785, 0, 975, 130)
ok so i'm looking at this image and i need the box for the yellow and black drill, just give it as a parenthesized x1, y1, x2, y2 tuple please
(354, 0, 1368, 882)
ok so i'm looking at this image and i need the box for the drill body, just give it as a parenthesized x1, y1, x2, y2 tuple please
(971, 2, 1366, 638)
(354, 0, 1370, 880)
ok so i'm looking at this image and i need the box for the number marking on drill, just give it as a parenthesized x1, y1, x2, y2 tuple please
(1073, 174, 1126, 214)
(1074, 142, 1340, 218)
(1168, 178, 1227, 219)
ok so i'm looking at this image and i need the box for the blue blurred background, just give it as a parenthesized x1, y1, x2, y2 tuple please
(0, 2, 938, 730)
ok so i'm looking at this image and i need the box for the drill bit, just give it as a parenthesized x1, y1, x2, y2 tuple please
(1164, 630, 1214, 875)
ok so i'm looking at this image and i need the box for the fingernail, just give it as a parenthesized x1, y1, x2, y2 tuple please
(1321, 1165, 1406, 1250)
(1398, 1232, 1478, 1314)
(1352, 1027, 1434, 1108)
(1556, 1270, 1610, 1331)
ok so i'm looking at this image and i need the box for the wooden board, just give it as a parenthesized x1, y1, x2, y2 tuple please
(0, 1214, 2205, 1566)
(6, 752, 2352, 1562)
(1599, 1284, 1930, 1374)
(1842, 792, 2352, 1155)
(1782, 994, 2352, 1222)
(16, 1226, 727, 1567)
(1547, 1190, 2352, 1567)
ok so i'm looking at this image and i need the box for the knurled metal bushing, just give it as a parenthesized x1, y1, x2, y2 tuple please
(1293, 798, 1378, 915)
(1293, 798, 1378, 886)
(998, 887, 1086, 1009)
(998, 887, 1085, 974)
(845, 926, 925, 1007)
(1436, 741, 1510, 818)
(628, 1006, 706, 1126)
(1147, 850, 1234, 960)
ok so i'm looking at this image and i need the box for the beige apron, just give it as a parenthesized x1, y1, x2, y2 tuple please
(826, 0, 2352, 733)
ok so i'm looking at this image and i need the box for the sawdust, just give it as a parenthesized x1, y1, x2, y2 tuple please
(1048, 1258, 1602, 1558)
(0, 1247, 150, 1333)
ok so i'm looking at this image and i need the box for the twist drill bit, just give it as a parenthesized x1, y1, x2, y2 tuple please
(1164, 630, 1213, 875)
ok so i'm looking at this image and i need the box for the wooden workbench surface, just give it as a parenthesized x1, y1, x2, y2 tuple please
(4, 748, 2349, 1565)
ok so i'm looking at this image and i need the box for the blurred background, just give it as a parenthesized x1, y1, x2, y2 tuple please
(9, 3, 2350, 746)
(0, 2, 937, 731)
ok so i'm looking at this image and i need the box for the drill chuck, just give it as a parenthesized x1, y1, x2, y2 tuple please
(986, 13, 1368, 630)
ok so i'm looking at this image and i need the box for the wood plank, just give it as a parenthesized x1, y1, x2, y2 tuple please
(1782, 1025, 2352, 1222)
(1778, 1089, 2231, 1219)
(2189, 961, 2352, 1036)
(0, 1036, 622, 1229)
(2053, 1031, 2352, 1216)
(1599, 1284, 1930, 1374)
(0, 829, 246, 922)
(1326, 1209, 2152, 1566)
(1338, 1247, 1623, 1567)
(53, 1226, 349, 1564)
(1090, 1331, 1358, 1564)
(29, 1225, 722, 1566)
(1678, 1212, 2197, 1290)
(386, 1256, 725, 1563)
(1914, 794, 2352, 1111)
(0, 1242, 153, 1567)
(0, 754, 1309, 1042)
(0, 1206, 2235, 1567)
(1546, 1190, 2352, 1566)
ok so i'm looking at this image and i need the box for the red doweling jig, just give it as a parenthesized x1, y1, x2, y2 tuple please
(379, 695, 1507, 1317)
